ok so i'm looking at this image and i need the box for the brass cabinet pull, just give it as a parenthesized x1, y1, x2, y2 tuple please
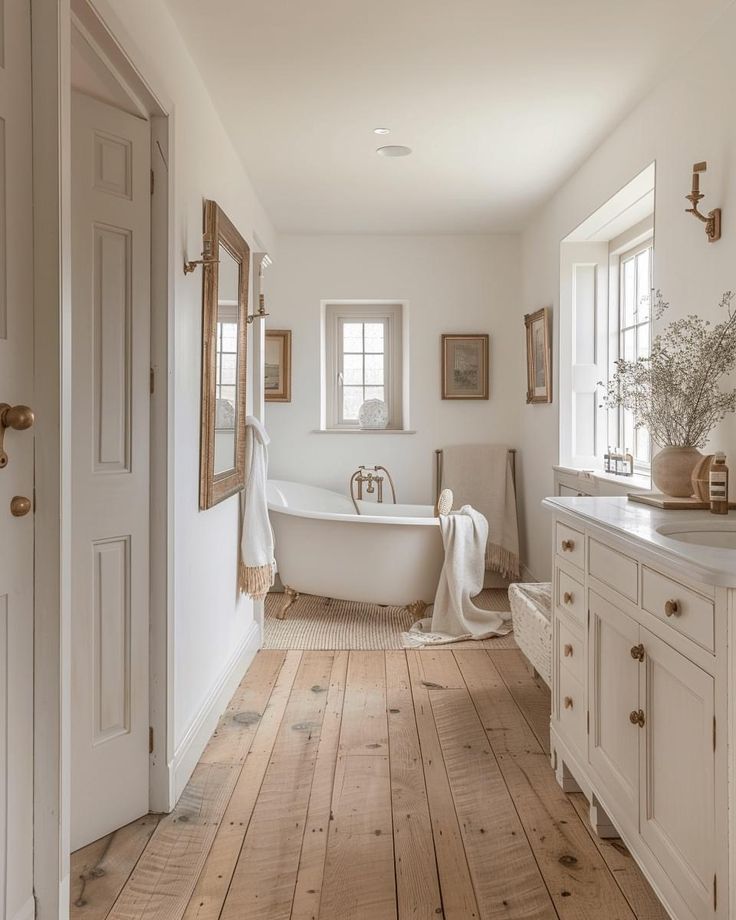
(630, 643, 645, 662)
(563, 643, 573, 657)
(561, 539, 575, 552)
(0, 403, 35, 470)
(664, 599, 680, 618)
(564, 696, 574, 710)
(629, 709, 645, 727)
(563, 591, 573, 604)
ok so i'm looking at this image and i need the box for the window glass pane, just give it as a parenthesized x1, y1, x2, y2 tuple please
(622, 328, 636, 362)
(623, 258, 636, 326)
(219, 384, 236, 406)
(343, 353, 363, 385)
(364, 353, 384, 385)
(636, 249, 651, 322)
(364, 322, 384, 354)
(637, 322, 650, 359)
(220, 353, 236, 385)
(343, 322, 363, 353)
(342, 386, 363, 420)
(636, 426, 650, 463)
(365, 386, 384, 402)
(623, 409, 635, 455)
(220, 322, 237, 350)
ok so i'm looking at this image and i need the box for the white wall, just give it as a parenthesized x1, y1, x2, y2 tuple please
(518, 4, 736, 581)
(266, 234, 521, 503)
(94, 0, 276, 791)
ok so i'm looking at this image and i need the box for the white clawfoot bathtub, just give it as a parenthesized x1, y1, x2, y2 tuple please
(267, 479, 444, 610)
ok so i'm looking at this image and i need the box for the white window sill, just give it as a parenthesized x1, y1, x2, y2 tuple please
(555, 465, 651, 492)
(312, 428, 416, 435)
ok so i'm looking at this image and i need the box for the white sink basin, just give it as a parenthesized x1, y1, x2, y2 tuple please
(657, 522, 736, 549)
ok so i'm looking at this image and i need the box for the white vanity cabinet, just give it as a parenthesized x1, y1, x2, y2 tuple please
(544, 497, 731, 920)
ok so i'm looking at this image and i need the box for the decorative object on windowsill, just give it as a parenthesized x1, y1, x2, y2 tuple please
(691, 453, 716, 502)
(604, 447, 634, 477)
(602, 291, 736, 498)
(441, 333, 489, 399)
(524, 307, 552, 404)
(358, 397, 389, 429)
(685, 161, 721, 243)
(264, 329, 291, 402)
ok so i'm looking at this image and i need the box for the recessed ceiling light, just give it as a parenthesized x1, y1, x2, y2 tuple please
(376, 145, 412, 157)
(374, 127, 391, 135)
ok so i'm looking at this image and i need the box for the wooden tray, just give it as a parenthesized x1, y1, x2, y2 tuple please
(628, 492, 736, 510)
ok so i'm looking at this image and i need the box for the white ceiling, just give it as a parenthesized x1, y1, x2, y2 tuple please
(167, 0, 733, 234)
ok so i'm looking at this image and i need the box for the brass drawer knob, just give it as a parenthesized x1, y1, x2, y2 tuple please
(629, 709, 645, 727)
(10, 496, 31, 517)
(564, 696, 574, 710)
(561, 539, 575, 552)
(563, 591, 573, 604)
(630, 643, 645, 662)
(563, 643, 573, 657)
(664, 599, 680, 618)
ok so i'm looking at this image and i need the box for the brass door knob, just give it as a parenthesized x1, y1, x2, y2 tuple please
(1, 404, 34, 430)
(664, 599, 679, 618)
(564, 696, 574, 709)
(563, 643, 573, 657)
(563, 591, 573, 604)
(630, 644, 645, 662)
(561, 539, 575, 552)
(10, 496, 31, 517)
(629, 709, 645, 727)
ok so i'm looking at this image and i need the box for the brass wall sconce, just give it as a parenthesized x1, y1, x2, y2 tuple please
(246, 293, 271, 325)
(685, 161, 721, 242)
(184, 236, 220, 275)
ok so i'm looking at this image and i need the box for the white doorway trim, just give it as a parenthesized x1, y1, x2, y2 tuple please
(32, 1, 176, 915)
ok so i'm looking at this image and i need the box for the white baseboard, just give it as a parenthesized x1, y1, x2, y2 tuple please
(12, 894, 35, 920)
(170, 619, 261, 804)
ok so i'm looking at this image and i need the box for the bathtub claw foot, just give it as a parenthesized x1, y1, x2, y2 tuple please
(405, 600, 429, 622)
(278, 586, 300, 620)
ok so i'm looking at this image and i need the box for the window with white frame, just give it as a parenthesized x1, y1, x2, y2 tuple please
(323, 302, 404, 429)
(612, 240, 653, 469)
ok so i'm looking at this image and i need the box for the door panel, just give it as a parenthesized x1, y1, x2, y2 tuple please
(0, 1, 34, 917)
(71, 91, 151, 850)
(588, 590, 640, 820)
(640, 628, 716, 917)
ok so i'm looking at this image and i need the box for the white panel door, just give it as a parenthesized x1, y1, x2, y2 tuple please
(0, 2, 34, 917)
(71, 91, 151, 850)
(588, 590, 641, 821)
(639, 629, 716, 918)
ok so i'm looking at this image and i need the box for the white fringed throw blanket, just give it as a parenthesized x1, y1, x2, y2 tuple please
(239, 416, 276, 599)
(440, 444, 520, 579)
(403, 506, 513, 647)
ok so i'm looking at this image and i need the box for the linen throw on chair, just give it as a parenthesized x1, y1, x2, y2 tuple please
(239, 416, 276, 599)
(440, 443, 520, 579)
(403, 505, 513, 646)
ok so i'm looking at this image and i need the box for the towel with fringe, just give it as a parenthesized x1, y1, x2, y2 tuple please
(239, 416, 276, 599)
(439, 443, 520, 579)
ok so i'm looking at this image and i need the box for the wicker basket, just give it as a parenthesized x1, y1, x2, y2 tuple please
(508, 582, 552, 688)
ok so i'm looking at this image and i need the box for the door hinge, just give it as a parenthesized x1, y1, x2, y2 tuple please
(586, 710, 590, 734)
(150, 367, 155, 395)
(150, 168, 155, 195)
(713, 715, 716, 752)
(149, 726, 154, 754)
(713, 873, 717, 911)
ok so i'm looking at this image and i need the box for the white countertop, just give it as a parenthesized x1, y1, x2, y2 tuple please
(543, 495, 736, 587)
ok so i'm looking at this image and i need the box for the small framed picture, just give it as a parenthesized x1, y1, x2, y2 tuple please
(525, 307, 552, 404)
(441, 334, 489, 400)
(264, 329, 292, 402)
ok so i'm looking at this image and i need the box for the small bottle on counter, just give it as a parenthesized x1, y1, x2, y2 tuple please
(709, 452, 729, 515)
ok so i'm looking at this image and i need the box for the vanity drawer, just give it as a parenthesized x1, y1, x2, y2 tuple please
(588, 538, 638, 604)
(556, 568, 585, 627)
(555, 522, 584, 570)
(557, 668, 585, 756)
(557, 616, 585, 685)
(641, 567, 715, 653)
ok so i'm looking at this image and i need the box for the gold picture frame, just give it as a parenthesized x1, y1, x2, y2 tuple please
(525, 307, 552, 404)
(441, 334, 489, 400)
(264, 329, 292, 402)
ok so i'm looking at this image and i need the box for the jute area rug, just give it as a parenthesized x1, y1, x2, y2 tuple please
(263, 588, 518, 651)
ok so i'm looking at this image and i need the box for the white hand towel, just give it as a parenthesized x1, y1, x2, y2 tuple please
(403, 505, 512, 647)
(239, 416, 276, 599)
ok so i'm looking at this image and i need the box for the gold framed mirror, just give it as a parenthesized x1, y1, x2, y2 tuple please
(199, 200, 250, 509)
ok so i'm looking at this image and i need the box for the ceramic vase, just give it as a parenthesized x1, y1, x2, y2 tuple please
(651, 446, 702, 498)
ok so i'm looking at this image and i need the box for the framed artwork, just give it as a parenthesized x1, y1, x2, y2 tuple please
(264, 329, 292, 402)
(441, 334, 489, 400)
(525, 307, 552, 404)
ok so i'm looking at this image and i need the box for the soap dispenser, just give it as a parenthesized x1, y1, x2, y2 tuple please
(709, 452, 729, 514)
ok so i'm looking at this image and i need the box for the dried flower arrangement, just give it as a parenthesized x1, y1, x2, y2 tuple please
(601, 291, 736, 449)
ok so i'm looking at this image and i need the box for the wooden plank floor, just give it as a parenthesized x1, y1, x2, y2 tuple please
(71, 649, 669, 920)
